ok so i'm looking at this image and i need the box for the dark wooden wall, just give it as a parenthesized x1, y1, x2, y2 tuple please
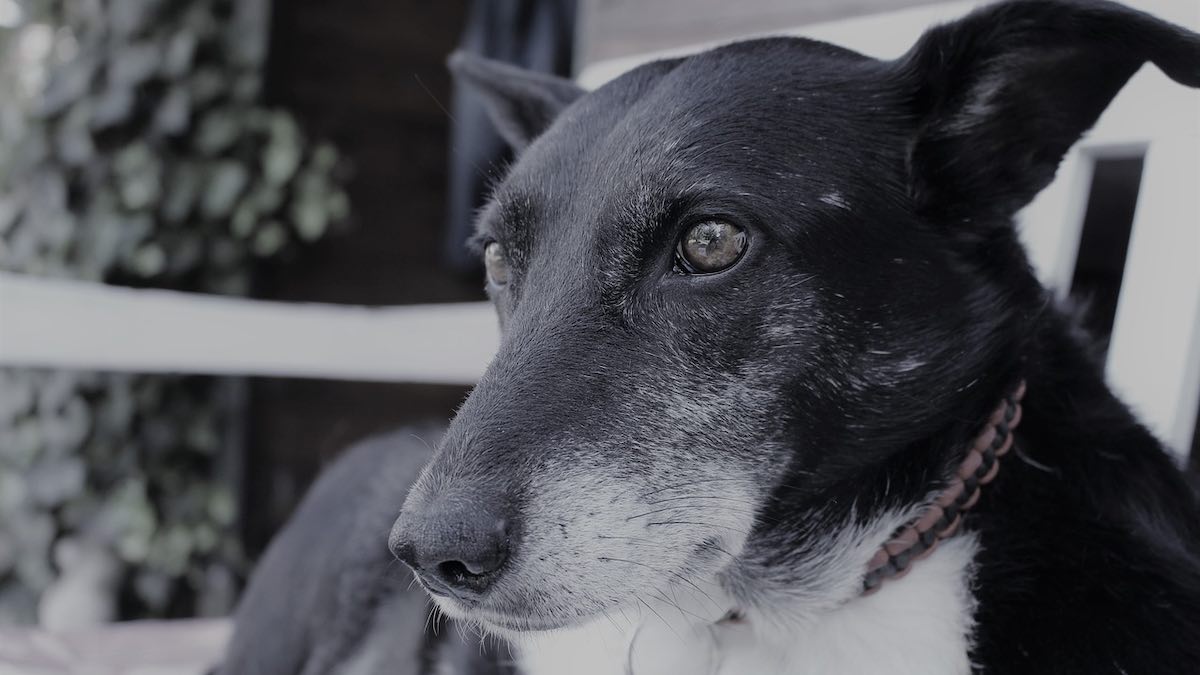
(245, 0, 476, 555)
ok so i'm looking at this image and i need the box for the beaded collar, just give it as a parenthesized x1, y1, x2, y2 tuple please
(697, 381, 1028, 649)
(862, 380, 1027, 594)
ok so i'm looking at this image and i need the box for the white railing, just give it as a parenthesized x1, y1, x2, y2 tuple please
(0, 272, 498, 385)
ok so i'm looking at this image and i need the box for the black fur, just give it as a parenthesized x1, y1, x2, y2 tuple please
(218, 432, 433, 674)
(224, 1, 1200, 673)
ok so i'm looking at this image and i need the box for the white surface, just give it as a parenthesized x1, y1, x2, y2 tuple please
(0, 272, 499, 385)
(575, 1, 984, 89)
(576, 0, 1196, 87)
(0, 619, 229, 675)
(1104, 116, 1200, 460)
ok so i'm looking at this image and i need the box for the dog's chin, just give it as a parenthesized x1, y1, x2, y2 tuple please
(476, 611, 576, 637)
(429, 594, 580, 637)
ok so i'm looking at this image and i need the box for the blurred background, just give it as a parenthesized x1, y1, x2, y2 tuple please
(0, 0, 1196, 665)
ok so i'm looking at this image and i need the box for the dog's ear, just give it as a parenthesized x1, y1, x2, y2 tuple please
(448, 51, 584, 152)
(900, 0, 1199, 217)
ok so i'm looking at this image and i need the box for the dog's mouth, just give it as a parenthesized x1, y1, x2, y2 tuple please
(418, 551, 735, 636)
(422, 550, 745, 638)
(413, 566, 504, 605)
(476, 610, 572, 633)
(429, 592, 579, 634)
(419, 589, 571, 634)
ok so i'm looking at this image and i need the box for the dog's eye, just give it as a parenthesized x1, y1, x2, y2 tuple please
(484, 242, 510, 286)
(677, 220, 747, 274)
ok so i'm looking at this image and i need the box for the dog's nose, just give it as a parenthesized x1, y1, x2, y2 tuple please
(389, 494, 511, 598)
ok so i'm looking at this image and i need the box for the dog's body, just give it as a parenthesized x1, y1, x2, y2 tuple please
(222, 2, 1200, 673)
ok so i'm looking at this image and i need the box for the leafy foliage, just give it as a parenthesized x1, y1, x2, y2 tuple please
(0, 0, 348, 623)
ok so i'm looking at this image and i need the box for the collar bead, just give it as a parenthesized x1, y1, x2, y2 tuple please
(862, 380, 1026, 595)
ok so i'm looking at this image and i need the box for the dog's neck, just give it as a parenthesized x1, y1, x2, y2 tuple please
(861, 380, 1026, 594)
(517, 533, 983, 675)
(716, 378, 1027, 613)
(517, 384, 1027, 675)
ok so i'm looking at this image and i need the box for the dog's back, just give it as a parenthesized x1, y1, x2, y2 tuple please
(218, 432, 430, 675)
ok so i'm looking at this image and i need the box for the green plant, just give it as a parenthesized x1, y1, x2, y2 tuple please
(0, 0, 348, 623)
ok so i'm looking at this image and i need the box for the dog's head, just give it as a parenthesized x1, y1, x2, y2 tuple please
(390, 0, 1199, 634)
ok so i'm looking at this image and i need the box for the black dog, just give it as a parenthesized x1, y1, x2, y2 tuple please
(222, 1, 1200, 673)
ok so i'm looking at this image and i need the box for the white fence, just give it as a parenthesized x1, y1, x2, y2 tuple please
(1, 0, 1197, 459)
(0, 273, 498, 385)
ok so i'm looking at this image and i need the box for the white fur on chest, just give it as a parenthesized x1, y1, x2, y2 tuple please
(517, 534, 980, 675)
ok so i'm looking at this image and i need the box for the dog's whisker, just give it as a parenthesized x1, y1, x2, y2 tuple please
(639, 494, 791, 526)
(413, 73, 499, 188)
(646, 520, 756, 537)
(597, 556, 724, 614)
(383, 557, 403, 577)
(639, 477, 751, 498)
(646, 494, 764, 508)
(599, 534, 742, 565)
(637, 596, 681, 641)
(649, 587, 691, 624)
(626, 503, 762, 522)
(407, 431, 437, 455)
(665, 575, 723, 615)
(602, 608, 626, 635)
(650, 587, 709, 626)
(423, 602, 439, 637)
(700, 538, 740, 562)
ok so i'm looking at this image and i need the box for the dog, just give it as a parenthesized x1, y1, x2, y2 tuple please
(220, 1, 1200, 673)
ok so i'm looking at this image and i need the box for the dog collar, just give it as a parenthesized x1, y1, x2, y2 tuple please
(861, 380, 1027, 595)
